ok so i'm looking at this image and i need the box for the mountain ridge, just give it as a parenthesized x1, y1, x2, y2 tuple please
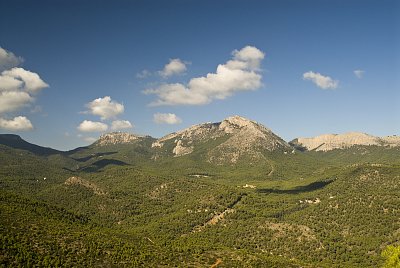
(94, 132, 153, 146)
(291, 132, 400, 151)
(1, 116, 399, 155)
(0, 133, 62, 156)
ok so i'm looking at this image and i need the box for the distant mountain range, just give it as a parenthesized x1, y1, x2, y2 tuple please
(291, 132, 400, 151)
(1, 115, 399, 162)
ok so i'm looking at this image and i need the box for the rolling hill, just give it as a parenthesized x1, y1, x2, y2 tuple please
(1, 116, 399, 267)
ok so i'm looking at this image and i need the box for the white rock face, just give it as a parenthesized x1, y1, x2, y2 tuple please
(172, 140, 193, 156)
(95, 132, 143, 146)
(151, 140, 163, 148)
(382, 135, 400, 146)
(219, 116, 261, 133)
(152, 122, 221, 149)
(295, 132, 400, 151)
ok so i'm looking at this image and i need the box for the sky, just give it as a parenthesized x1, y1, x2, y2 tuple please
(0, 0, 399, 150)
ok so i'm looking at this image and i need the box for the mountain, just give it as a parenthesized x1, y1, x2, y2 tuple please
(0, 134, 62, 156)
(291, 132, 400, 151)
(3, 117, 397, 162)
(64, 132, 156, 172)
(151, 115, 291, 164)
(1, 117, 400, 267)
(93, 132, 152, 146)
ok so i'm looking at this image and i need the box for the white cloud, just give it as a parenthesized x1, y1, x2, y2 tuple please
(0, 91, 34, 113)
(144, 83, 208, 105)
(228, 45, 265, 70)
(144, 46, 265, 106)
(0, 116, 33, 131)
(0, 75, 23, 91)
(354, 69, 364, 79)
(111, 120, 133, 130)
(2, 67, 49, 93)
(303, 71, 338, 89)
(85, 96, 124, 120)
(136, 69, 152, 79)
(159, 58, 187, 78)
(153, 113, 182, 124)
(0, 48, 49, 131)
(0, 47, 23, 72)
(77, 120, 108, 132)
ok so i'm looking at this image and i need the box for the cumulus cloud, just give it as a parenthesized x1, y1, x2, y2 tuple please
(0, 47, 23, 71)
(2, 68, 49, 93)
(79, 96, 132, 133)
(0, 91, 34, 113)
(0, 75, 24, 91)
(0, 116, 33, 131)
(0, 68, 49, 93)
(153, 113, 182, 124)
(111, 120, 133, 130)
(144, 46, 265, 106)
(77, 120, 108, 132)
(159, 58, 187, 78)
(354, 69, 364, 79)
(228, 46, 265, 70)
(0, 68, 49, 113)
(0, 48, 49, 131)
(85, 96, 124, 120)
(303, 71, 338, 89)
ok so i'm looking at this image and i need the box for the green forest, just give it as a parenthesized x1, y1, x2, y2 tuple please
(1, 137, 400, 267)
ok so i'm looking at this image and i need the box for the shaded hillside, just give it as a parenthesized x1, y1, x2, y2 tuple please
(0, 134, 62, 156)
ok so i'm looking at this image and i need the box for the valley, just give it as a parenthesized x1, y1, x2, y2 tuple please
(1, 116, 399, 267)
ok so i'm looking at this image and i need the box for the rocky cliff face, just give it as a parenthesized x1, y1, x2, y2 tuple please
(152, 115, 291, 164)
(95, 132, 145, 146)
(291, 132, 400, 151)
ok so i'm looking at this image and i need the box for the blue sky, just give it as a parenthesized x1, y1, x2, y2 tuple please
(0, 0, 398, 150)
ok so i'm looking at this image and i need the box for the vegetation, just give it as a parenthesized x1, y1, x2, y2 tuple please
(382, 245, 400, 268)
(1, 135, 399, 267)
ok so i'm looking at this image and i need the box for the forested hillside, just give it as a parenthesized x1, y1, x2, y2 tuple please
(1, 131, 399, 267)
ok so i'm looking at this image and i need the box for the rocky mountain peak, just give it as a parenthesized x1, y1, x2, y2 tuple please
(220, 116, 255, 133)
(152, 115, 291, 163)
(222, 115, 254, 127)
(95, 132, 144, 146)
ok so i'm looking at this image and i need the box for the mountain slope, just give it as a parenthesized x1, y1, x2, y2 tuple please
(0, 134, 62, 156)
(152, 115, 291, 164)
(1, 117, 400, 267)
(65, 132, 156, 171)
(92, 132, 153, 147)
(0, 134, 80, 172)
